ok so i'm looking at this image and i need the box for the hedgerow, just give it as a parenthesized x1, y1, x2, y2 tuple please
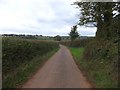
(2, 37, 59, 77)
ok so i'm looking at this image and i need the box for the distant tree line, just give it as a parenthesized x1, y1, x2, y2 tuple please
(2, 34, 43, 39)
(2, 34, 43, 37)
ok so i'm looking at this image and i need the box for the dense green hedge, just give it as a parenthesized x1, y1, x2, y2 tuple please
(2, 37, 59, 76)
(60, 38, 93, 47)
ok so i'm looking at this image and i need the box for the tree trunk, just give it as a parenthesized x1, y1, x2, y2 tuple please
(96, 3, 113, 40)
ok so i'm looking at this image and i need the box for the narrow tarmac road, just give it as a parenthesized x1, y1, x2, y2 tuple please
(22, 45, 92, 88)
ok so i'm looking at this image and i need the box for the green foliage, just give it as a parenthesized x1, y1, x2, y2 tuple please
(2, 37, 59, 88)
(111, 14, 120, 38)
(83, 39, 118, 61)
(3, 49, 58, 88)
(69, 25, 79, 41)
(54, 35, 61, 41)
(74, 2, 120, 39)
(70, 47, 84, 60)
(60, 38, 93, 47)
(70, 2, 119, 88)
(23, 35, 37, 39)
(83, 39, 118, 88)
(70, 47, 118, 88)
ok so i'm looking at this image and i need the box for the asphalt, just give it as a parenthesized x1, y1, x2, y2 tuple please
(22, 45, 92, 88)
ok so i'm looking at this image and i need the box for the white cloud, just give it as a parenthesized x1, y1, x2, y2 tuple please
(0, 0, 96, 36)
(77, 26, 97, 36)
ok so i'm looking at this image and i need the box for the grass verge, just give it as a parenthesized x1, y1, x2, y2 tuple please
(3, 48, 59, 88)
(70, 47, 118, 88)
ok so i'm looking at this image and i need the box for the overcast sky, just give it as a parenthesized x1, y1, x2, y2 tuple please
(0, 0, 97, 36)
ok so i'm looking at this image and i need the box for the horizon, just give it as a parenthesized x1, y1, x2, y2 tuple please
(1, 33, 95, 37)
(0, 0, 97, 37)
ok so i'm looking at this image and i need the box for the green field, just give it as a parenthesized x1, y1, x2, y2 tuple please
(2, 37, 59, 88)
(70, 47, 118, 88)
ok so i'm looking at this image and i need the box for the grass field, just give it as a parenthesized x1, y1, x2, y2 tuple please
(70, 47, 118, 88)
(2, 37, 59, 88)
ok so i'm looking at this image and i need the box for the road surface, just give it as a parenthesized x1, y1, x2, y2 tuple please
(22, 45, 92, 88)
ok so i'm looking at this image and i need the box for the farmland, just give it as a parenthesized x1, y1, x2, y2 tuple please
(2, 37, 59, 88)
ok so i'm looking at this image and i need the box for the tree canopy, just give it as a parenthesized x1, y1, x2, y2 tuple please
(54, 35, 61, 41)
(73, 2, 120, 39)
(69, 25, 79, 41)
